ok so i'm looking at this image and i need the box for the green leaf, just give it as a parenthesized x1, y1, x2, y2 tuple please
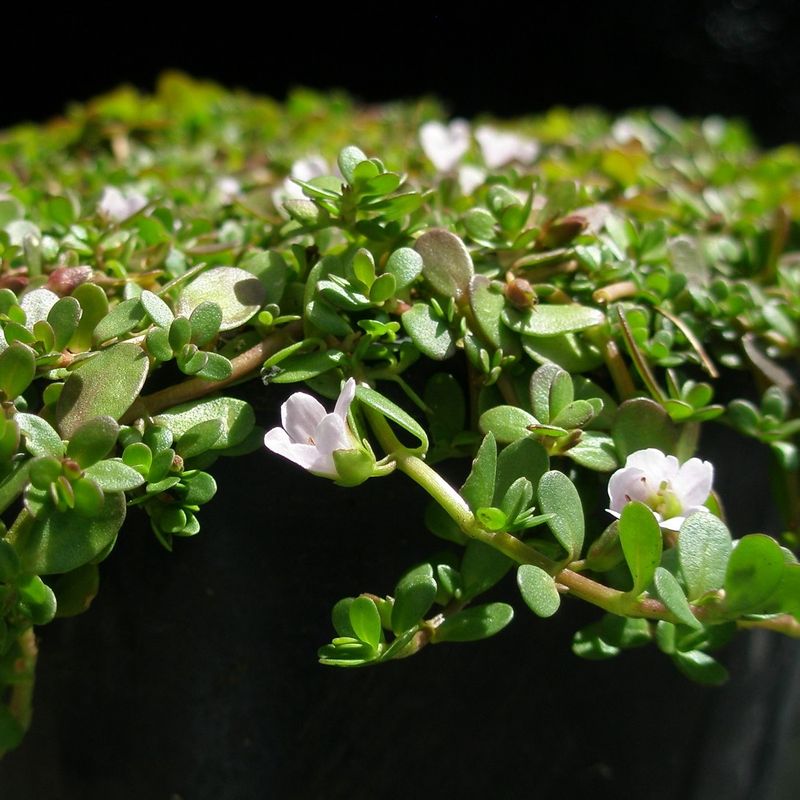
(460, 433, 497, 512)
(469, 274, 512, 351)
(72, 477, 105, 517)
(56, 342, 149, 439)
(168, 316, 192, 352)
(47, 296, 81, 351)
(338, 145, 369, 184)
(499, 477, 534, 522)
(392, 565, 437, 634)
(550, 400, 596, 430)
(517, 564, 561, 617)
(566, 432, 619, 472)
(15, 412, 65, 458)
(182, 471, 217, 505)
(0, 342, 36, 399)
(140, 289, 174, 328)
(678, 513, 732, 601)
(537, 470, 585, 560)
(355, 385, 429, 453)
(476, 507, 508, 530)
(194, 352, 233, 382)
(415, 228, 474, 300)
(402, 303, 456, 360)
(349, 596, 382, 649)
(189, 301, 223, 346)
(586, 521, 624, 571)
(16, 490, 125, 574)
(479, 405, 538, 444)
(502, 304, 605, 337)
(240, 250, 287, 304)
(267, 349, 345, 383)
(494, 437, 549, 503)
(122, 441, 153, 476)
(612, 398, 679, 460)
(331, 597, 357, 638)
(66, 415, 119, 468)
(723, 534, 786, 614)
(385, 247, 423, 290)
(84, 459, 146, 492)
(17, 575, 57, 624)
(653, 567, 702, 629)
(434, 603, 514, 643)
(153, 396, 255, 450)
(369, 273, 396, 304)
(530, 363, 573, 424)
(145, 327, 173, 362)
(0, 707, 24, 752)
(69, 283, 109, 352)
(92, 297, 144, 344)
(673, 650, 729, 685)
(175, 266, 265, 331)
(52, 563, 100, 618)
(176, 418, 224, 458)
(521, 333, 604, 373)
(461, 540, 512, 599)
(618, 501, 663, 595)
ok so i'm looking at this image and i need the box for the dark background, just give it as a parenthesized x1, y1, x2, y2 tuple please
(2, 1, 800, 146)
(2, 2, 800, 798)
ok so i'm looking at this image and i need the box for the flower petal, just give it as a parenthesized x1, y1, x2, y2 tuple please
(608, 466, 651, 512)
(672, 458, 714, 508)
(334, 378, 357, 420)
(281, 392, 327, 443)
(314, 413, 354, 458)
(625, 449, 679, 483)
(264, 427, 321, 471)
(419, 120, 471, 172)
(659, 515, 686, 532)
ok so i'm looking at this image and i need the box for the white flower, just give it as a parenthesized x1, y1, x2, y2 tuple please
(216, 176, 242, 205)
(457, 164, 486, 196)
(419, 119, 471, 172)
(475, 125, 539, 169)
(272, 155, 331, 214)
(607, 448, 714, 531)
(97, 186, 148, 222)
(264, 378, 359, 479)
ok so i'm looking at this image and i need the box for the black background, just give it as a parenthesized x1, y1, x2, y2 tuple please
(2, 2, 800, 798)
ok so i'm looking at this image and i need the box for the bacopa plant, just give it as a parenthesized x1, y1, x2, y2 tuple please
(0, 73, 798, 754)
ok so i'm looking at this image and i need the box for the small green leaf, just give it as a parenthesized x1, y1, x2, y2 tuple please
(517, 564, 561, 617)
(385, 247, 423, 290)
(461, 540, 512, 599)
(66, 415, 119, 468)
(17, 575, 57, 624)
(28, 455, 63, 489)
(72, 477, 105, 517)
(140, 290, 174, 328)
(618, 501, 663, 595)
(479, 405, 538, 444)
(194, 352, 233, 382)
(392, 565, 437, 634)
(122, 442, 152, 476)
(69, 283, 109, 352)
(175, 418, 225, 459)
(182, 471, 217, 505)
(402, 302, 456, 361)
(47, 296, 81, 351)
(338, 145, 369, 184)
(168, 316, 192, 352)
(52, 563, 100, 618)
(349, 596, 382, 649)
(92, 297, 145, 344)
(266, 350, 345, 383)
(154, 397, 254, 451)
(15, 412, 65, 458)
(434, 603, 514, 643)
(494, 437, 549, 503)
(673, 650, 729, 685)
(537, 470, 585, 560)
(678, 513, 732, 601)
(145, 327, 173, 361)
(460, 433, 497, 512)
(566, 432, 619, 472)
(723, 534, 786, 614)
(189, 301, 223, 346)
(415, 228, 474, 300)
(175, 266, 265, 331)
(612, 398, 679, 460)
(369, 273, 396, 304)
(503, 304, 605, 337)
(84, 459, 146, 492)
(653, 567, 702, 629)
(240, 250, 287, 304)
(16, 491, 125, 574)
(476, 507, 508, 531)
(56, 342, 149, 439)
(355, 385, 429, 453)
(0, 342, 36, 399)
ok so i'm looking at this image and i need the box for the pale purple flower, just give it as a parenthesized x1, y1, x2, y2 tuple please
(419, 120, 471, 172)
(272, 155, 331, 214)
(475, 125, 539, 169)
(457, 165, 486, 196)
(264, 378, 359, 479)
(607, 448, 714, 531)
(98, 186, 148, 222)
(216, 176, 242, 205)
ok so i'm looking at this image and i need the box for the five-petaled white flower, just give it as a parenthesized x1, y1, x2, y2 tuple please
(475, 125, 540, 169)
(97, 186, 148, 222)
(264, 378, 359, 479)
(419, 119, 471, 172)
(607, 448, 714, 531)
